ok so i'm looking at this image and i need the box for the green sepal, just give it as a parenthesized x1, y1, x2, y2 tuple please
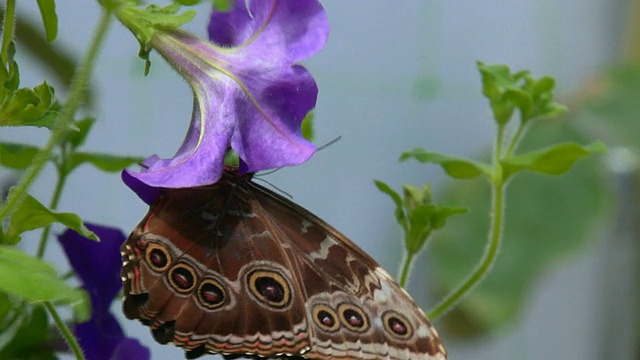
(403, 184, 468, 254)
(501, 141, 607, 179)
(0, 247, 91, 323)
(36, 0, 58, 42)
(0, 142, 41, 169)
(115, 2, 196, 61)
(68, 152, 142, 173)
(1, 194, 98, 245)
(400, 148, 492, 179)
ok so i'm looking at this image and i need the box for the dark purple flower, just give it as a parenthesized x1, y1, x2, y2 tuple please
(58, 224, 150, 360)
(123, 0, 329, 201)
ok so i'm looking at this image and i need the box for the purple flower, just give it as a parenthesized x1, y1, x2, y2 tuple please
(123, 0, 329, 201)
(58, 224, 150, 360)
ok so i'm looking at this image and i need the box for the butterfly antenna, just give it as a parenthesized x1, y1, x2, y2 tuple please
(317, 135, 342, 151)
(254, 136, 341, 197)
(254, 177, 293, 199)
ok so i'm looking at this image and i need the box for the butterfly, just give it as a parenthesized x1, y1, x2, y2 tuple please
(121, 168, 448, 359)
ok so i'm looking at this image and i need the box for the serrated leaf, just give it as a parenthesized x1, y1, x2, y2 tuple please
(3, 194, 97, 244)
(36, 0, 58, 42)
(501, 141, 607, 179)
(68, 152, 143, 172)
(400, 148, 492, 179)
(0, 81, 57, 128)
(65, 117, 96, 150)
(0, 247, 90, 314)
(0, 142, 41, 169)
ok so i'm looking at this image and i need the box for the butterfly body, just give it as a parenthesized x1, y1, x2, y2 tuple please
(122, 169, 448, 359)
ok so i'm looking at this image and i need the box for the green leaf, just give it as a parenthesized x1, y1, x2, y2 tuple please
(65, 117, 96, 150)
(0, 142, 41, 169)
(533, 76, 555, 97)
(36, 0, 58, 42)
(431, 205, 469, 230)
(2, 194, 98, 244)
(301, 111, 314, 141)
(374, 180, 407, 231)
(504, 88, 532, 118)
(400, 148, 492, 179)
(0, 247, 90, 319)
(0, 305, 56, 360)
(175, 0, 201, 5)
(429, 120, 611, 336)
(0, 81, 58, 128)
(68, 152, 143, 172)
(501, 141, 607, 179)
(212, 0, 234, 11)
(0, 292, 11, 325)
(0, 42, 19, 93)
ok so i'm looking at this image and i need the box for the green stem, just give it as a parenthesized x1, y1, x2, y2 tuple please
(427, 124, 507, 319)
(504, 121, 527, 157)
(0, 7, 112, 222)
(398, 252, 415, 288)
(36, 168, 68, 258)
(1, 0, 16, 63)
(44, 302, 85, 360)
(427, 181, 505, 319)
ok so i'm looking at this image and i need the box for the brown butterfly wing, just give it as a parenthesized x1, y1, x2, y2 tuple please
(121, 171, 448, 359)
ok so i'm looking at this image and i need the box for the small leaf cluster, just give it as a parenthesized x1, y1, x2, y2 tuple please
(378, 62, 607, 319)
(375, 181, 467, 257)
(401, 62, 606, 185)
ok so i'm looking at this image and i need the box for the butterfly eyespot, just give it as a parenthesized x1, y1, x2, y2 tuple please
(197, 278, 226, 309)
(382, 311, 413, 339)
(145, 243, 172, 272)
(311, 304, 340, 332)
(168, 264, 197, 294)
(337, 303, 370, 333)
(247, 270, 291, 309)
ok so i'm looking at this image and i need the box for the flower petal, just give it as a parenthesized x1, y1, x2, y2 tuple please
(124, 0, 328, 191)
(208, 0, 329, 62)
(58, 224, 125, 312)
(57, 223, 150, 360)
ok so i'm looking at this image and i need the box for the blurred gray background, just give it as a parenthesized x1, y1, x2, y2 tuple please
(4, 1, 638, 359)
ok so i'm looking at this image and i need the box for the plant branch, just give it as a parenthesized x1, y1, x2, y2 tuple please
(0, 7, 113, 222)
